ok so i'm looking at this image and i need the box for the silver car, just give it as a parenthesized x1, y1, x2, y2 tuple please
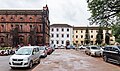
(9, 46, 41, 69)
(85, 45, 101, 56)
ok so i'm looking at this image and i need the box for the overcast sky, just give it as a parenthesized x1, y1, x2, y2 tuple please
(0, 0, 91, 26)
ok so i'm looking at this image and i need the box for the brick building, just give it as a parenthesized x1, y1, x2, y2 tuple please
(0, 5, 50, 47)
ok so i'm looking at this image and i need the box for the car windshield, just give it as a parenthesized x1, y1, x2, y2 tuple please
(118, 46, 120, 49)
(91, 47, 99, 49)
(16, 48, 32, 55)
(39, 47, 45, 50)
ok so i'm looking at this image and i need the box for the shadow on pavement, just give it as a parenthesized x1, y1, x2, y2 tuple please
(9, 64, 38, 71)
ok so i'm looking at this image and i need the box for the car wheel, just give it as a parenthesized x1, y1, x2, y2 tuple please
(103, 55, 108, 62)
(29, 61, 33, 69)
(88, 52, 91, 56)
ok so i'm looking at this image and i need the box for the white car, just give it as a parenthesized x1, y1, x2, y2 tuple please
(9, 46, 41, 69)
(85, 45, 101, 56)
(39, 46, 47, 58)
(78, 45, 86, 49)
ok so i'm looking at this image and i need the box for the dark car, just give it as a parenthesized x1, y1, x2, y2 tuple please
(103, 45, 120, 64)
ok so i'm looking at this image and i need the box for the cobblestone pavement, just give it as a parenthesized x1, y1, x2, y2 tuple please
(32, 49, 120, 71)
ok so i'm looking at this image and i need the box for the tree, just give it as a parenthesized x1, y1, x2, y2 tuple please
(96, 26, 103, 45)
(87, 0, 120, 26)
(105, 30, 110, 44)
(11, 26, 19, 48)
(84, 27, 90, 45)
(112, 24, 120, 43)
(87, 0, 120, 43)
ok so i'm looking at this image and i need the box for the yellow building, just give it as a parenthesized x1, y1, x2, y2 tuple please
(73, 27, 115, 45)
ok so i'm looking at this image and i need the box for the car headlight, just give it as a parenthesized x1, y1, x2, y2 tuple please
(9, 57, 13, 62)
(23, 58, 29, 61)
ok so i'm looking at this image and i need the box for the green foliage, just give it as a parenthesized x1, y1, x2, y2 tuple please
(87, 0, 120, 43)
(87, 0, 120, 26)
(105, 31, 110, 45)
(112, 24, 120, 43)
(0, 47, 11, 50)
(96, 27, 103, 44)
(84, 28, 90, 44)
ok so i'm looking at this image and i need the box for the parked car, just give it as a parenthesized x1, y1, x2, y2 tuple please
(9, 46, 41, 69)
(46, 47, 53, 55)
(103, 45, 120, 64)
(85, 45, 101, 56)
(50, 44, 55, 51)
(58, 45, 65, 49)
(78, 45, 87, 49)
(39, 46, 47, 58)
(66, 45, 75, 49)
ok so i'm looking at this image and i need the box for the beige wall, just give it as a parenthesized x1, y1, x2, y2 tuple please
(73, 29, 115, 45)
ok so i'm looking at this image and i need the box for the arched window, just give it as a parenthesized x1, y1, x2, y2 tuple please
(1, 17, 5, 21)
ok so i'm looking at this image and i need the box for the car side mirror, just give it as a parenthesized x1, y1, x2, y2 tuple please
(32, 52, 35, 55)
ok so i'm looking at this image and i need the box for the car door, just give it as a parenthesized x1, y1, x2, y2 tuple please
(86, 46, 90, 54)
(36, 47, 40, 59)
(103, 47, 112, 58)
(110, 47, 120, 61)
(32, 48, 37, 63)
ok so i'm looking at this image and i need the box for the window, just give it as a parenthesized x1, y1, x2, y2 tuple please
(76, 41, 78, 43)
(81, 30, 83, 33)
(1, 17, 4, 21)
(62, 28, 64, 31)
(39, 25, 42, 31)
(81, 35, 83, 38)
(91, 41, 93, 44)
(20, 25, 22, 29)
(96, 30, 98, 33)
(29, 17, 32, 21)
(1, 25, 4, 28)
(56, 28, 59, 31)
(57, 34, 59, 37)
(56, 40, 59, 44)
(62, 41, 64, 44)
(81, 41, 83, 44)
(51, 40, 54, 44)
(11, 25, 13, 27)
(67, 28, 69, 31)
(30, 25, 32, 28)
(91, 30, 93, 33)
(51, 34, 54, 37)
(10, 17, 14, 21)
(76, 35, 78, 38)
(91, 35, 93, 38)
(112, 47, 118, 52)
(104, 47, 112, 51)
(76, 31, 78, 33)
(20, 17, 24, 21)
(62, 34, 64, 37)
(67, 34, 69, 38)
(0, 38, 4, 43)
(51, 28, 54, 31)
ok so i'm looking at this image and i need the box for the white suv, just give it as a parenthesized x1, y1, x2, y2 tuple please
(9, 46, 41, 69)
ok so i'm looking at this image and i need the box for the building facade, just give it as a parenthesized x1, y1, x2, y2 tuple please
(50, 24, 73, 47)
(73, 27, 115, 45)
(0, 5, 50, 47)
